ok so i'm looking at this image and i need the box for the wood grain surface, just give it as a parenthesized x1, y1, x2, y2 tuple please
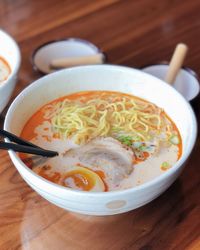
(0, 0, 200, 249)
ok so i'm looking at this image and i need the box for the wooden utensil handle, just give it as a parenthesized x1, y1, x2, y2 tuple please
(50, 53, 104, 69)
(165, 43, 188, 84)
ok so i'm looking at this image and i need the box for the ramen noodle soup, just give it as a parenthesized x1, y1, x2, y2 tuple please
(20, 91, 182, 192)
(0, 56, 11, 83)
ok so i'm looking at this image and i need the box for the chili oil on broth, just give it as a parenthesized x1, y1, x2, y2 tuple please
(20, 91, 182, 192)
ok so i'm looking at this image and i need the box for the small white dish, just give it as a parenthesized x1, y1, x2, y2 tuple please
(32, 38, 105, 74)
(0, 29, 21, 113)
(142, 63, 200, 102)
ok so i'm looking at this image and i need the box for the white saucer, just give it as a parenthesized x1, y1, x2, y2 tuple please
(32, 38, 105, 74)
(142, 64, 200, 102)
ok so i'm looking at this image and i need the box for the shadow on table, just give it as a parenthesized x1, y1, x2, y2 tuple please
(18, 179, 186, 250)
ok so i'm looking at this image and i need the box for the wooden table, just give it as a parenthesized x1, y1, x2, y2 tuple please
(0, 1, 200, 249)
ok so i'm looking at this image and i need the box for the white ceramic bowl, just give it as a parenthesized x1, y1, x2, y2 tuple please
(142, 64, 200, 102)
(0, 29, 21, 113)
(4, 65, 197, 216)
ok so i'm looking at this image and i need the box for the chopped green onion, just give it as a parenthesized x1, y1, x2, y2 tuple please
(111, 127, 121, 132)
(169, 135, 180, 145)
(138, 145, 147, 151)
(118, 135, 133, 146)
(161, 161, 170, 170)
(132, 135, 142, 141)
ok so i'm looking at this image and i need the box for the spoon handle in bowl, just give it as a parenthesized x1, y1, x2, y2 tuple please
(165, 43, 188, 85)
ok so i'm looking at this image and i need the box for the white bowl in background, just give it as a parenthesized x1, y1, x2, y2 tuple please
(142, 64, 200, 102)
(32, 38, 104, 74)
(4, 65, 197, 216)
(0, 29, 21, 113)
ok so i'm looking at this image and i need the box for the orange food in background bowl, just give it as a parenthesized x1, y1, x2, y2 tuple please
(0, 56, 11, 83)
(0, 29, 21, 113)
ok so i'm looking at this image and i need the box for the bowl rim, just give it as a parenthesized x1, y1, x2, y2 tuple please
(4, 64, 198, 198)
(0, 29, 21, 88)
